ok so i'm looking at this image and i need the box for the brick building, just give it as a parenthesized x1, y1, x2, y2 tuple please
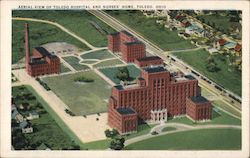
(108, 66, 212, 134)
(186, 96, 212, 121)
(24, 23, 60, 77)
(134, 56, 164, 68)
(108, 31, 146, 63)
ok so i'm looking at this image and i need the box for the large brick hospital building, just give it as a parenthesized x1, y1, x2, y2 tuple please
(107, 31, 212, 134)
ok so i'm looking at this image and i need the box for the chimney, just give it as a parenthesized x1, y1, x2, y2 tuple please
(24, 23, 30, 69)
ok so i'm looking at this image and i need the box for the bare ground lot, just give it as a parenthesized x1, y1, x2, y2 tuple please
(42, 71, 111, 115)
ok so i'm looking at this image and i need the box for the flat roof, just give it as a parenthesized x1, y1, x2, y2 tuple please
(136, 56, 162, 62)
(190, 96, 209, 104)
(121, 30, 133, 37)
(116, 107, 135, 115)
(35, 47, 57, 59)
(109, 32, 120, 36)
(124, 41, 143, 46)
(143, 66, 166, 73)
(184, 75, 195, 80)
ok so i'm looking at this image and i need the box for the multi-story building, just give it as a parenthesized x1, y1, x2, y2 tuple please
(108, 66, 212, 134)
(24, 23, 60, 77)
(134, 56, 164, 68)
(108, 31, 146, 63)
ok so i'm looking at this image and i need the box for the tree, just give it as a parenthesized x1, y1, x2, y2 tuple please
(116, 67, 130, 81)
(206, 56, 220, 72)
(109, 137, 125, 150)
(105, 129, 119, 138)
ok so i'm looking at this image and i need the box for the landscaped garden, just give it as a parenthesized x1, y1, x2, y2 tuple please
(62, 56, 90, 71)
(172, 49, 241, 96)
(60, 63, 71, 73)
(13, 10, 116, 47)
(106, 10, 196, 51)
(12, 20, 90, 64)
(81, 50, 115, 60)
(93, 59, 124, 68)
(99, 64, 141, 84)
(42, 71, 111, 115)
(125, 128, 241, 150)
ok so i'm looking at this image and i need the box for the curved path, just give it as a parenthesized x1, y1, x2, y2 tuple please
(12, 17, 96, 50)
(125, 122, 241, 146)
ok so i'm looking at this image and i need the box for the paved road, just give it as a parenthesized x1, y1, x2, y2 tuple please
(125, 122, 241, 146)
(12, 17, 96, 50)
(88, 10, 242, 110)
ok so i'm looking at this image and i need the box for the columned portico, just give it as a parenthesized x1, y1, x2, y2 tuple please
(150, 109, 168, 123)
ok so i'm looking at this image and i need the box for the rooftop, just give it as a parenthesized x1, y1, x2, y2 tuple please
(136, 56, 162, 62)
(143, 66, 166, 73)
(35, 47, 57, 59)
(121, 30, 133, 37)
(190, 96, 209, 104)
(123, 41, 143, 46)
(109, 32, 120, 36)
(116, 107, 136, 115)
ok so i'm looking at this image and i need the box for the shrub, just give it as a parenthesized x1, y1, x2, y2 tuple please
(73, 76, 94, 83)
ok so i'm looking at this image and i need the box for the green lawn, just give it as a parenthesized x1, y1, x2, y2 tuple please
(198, 13, 241, 35)
(12, 86, 80, 150)
(168, 107, 241, 126)
(12, 20, 90, 64)
(93, 59, 124, 68)
(81, 50, 115, 60)
(125, 128, 241, 150)
(162, 127, 176, 132)
(80, 60, 98, 64)
(62, 56, 90, 71)
(106, 10, 195, 51)
(212, 100, 241, 118)
(124, 123, 156, 140)
(172, 49, 241, 96)
(60, 63, 71, 73)
(99, 64, 141, 84)
(83, 139, 111, 150)
(13, 10, 116, 47)
(42, 71, 111, 115)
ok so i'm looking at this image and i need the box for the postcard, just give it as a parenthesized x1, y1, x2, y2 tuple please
(0, 0, 249, 158)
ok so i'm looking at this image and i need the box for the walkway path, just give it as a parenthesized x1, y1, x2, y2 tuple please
(125, 122, 241, 146)
(166, 46, 207, 54)
(12, 17, 96, 50)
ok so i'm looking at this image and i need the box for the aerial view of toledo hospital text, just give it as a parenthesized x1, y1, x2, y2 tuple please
(11, 10, 242, 150)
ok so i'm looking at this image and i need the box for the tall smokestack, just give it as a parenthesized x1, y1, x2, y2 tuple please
(24, 23, 30, 70)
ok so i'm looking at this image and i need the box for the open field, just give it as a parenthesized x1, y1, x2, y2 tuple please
(99, 64, 141, 84)
(93, 59, 124, 68)
(168, 107, 241, 126)
(172, 49, 241, 96)
(125, 128, 241, 150)
(62, 56, 90, 71)
(125, 123, 156, 140)
(81, 50, 115, 60)
(106, 10, 196, 51)
(60, 63, 71, 73)
(13, 10, 116, 47)
(212, 100, 241, 118)
(42, 71, 111, 115)
(12, 20, 90, 64)
(12, 86, 79, 150)
(198, 13, 241, 35)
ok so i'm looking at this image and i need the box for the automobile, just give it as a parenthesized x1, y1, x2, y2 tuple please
(151, 131, 159, 135)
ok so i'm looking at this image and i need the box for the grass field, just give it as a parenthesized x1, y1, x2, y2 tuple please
(93, 59, 124, 68)
(62, 56, 90, 71)
(12, 20, 90, 64)
(125, 128, 241, 150)
(12, 86, 79, 150)
(106, 10, 195, 51)
(172, 49, 241, 96)
(198, 13, 241, 35)
(162, 127, 176, 132)
(13, 10, 116, 47)
(124, 123, 156, 140)
(168, 106, 241, 126)
(99, 64, 141, 84)
(212, 100, 241, 118)
(60, 63, 71, 73)
(81, 50, 115, 60)
(42, 71, 111, 115)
